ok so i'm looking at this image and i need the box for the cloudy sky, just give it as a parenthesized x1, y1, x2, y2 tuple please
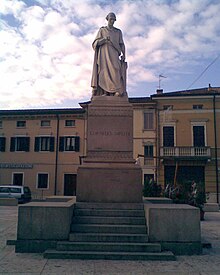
(1, 0, 220, 109)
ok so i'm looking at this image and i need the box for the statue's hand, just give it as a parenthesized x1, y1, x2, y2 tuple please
(121, 55, 125, 62)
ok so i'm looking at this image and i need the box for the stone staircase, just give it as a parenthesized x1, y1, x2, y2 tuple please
(44, 202, 175, 260)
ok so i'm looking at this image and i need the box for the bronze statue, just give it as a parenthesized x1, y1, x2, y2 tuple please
(91, 12, 127, 97)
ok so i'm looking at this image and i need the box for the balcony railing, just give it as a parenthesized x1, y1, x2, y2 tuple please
(144, 158, 155, 166)
(160, 146, 211, 159)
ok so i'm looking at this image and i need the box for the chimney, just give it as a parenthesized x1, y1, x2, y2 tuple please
(156, 89, 163, 94)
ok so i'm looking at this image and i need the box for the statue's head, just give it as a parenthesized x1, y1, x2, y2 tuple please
(106, 12, 116, 21)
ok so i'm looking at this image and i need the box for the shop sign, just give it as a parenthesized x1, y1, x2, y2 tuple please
(0, 163, 33, 169)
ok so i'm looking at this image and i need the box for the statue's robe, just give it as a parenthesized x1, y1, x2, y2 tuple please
(91, 26, 125, 95)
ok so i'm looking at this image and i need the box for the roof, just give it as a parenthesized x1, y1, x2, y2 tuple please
(151, 87, 220, 98)
(128, 97, 151, 103)
(0, 108, 85, 116)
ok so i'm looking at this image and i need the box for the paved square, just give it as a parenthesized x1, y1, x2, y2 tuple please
(0, 206, 220, 274)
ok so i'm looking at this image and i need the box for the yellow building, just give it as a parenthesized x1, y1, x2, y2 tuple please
(0, 87, 219, 203)
(151, 87, 220, 203)
(130, 97, 157, 183)
(0, 108, 85, 199)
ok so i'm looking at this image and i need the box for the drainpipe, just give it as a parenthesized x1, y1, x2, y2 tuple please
(155, 106, 159, 185)
(213, 95, 219, 203)
(54, 114, 60, 195)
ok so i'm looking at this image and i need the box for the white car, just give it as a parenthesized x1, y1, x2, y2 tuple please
(0, 185, 32, 203)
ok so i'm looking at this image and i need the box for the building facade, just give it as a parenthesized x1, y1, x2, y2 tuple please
(152, 87, 220, 203)
(0, 87, 219, 202)
(0, 109, 85, 199)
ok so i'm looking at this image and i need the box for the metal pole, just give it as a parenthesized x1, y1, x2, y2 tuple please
(213, 95, 219, 203)
(54, 114, 60, 195)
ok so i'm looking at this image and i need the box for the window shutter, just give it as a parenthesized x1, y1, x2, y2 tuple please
(10, 137, 16, 152)
(50, 137, 55, 152)
(34, 137, 40, 152)
(0, 137, 6, 152)
(75, 136, 80, 152)
(25, 137, 30, 152)
(59, 137, 64, 151)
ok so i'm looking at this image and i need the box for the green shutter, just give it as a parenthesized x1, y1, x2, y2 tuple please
(34, 137, 40, 152)
(75, 136, 80, 152)
(10, 137, 16, 152)
(25, 137, 30, 152)
(50, 137, 55, 152)
(0, 137, 6, 152)
(59, 137, 64, 151)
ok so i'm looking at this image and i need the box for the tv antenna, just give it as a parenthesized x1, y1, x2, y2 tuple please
(158, 74, 167, 89)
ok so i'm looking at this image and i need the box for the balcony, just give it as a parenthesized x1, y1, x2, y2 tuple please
(160, 146, 211, 160)
(144, 158, 155, 166)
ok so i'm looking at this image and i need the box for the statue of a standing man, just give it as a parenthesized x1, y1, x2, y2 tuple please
(91, 12, 127, 97)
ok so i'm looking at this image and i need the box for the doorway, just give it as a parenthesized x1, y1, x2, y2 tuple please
(64, 174, 77, 196)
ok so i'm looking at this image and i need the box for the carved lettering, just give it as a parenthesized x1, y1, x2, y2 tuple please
(89, 130, 131, 137)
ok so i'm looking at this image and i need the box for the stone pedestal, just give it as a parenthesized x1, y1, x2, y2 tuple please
(77, 96, 142, 203)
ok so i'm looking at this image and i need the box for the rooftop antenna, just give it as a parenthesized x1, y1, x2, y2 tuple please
(158, 74, 167, 89)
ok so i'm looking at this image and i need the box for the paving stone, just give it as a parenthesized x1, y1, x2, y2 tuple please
(1, 206, 220, 274)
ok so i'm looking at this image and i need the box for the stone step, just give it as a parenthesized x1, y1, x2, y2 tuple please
(56, 241, 161, 253)
(75, 202, 144, 210)
(71, 224, 147, 234)
(72, 216, 146, 225)
(74, 209, 145, 217)
(69, 233, 149, 242)
(44, 250, 176, 261)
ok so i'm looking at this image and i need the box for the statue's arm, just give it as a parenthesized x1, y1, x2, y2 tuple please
(92, 28, 108, 49)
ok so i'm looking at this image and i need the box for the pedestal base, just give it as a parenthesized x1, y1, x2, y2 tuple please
(77, 164, 142, 203)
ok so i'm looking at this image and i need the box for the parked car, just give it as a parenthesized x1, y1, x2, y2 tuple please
(0, 185, 32, 203)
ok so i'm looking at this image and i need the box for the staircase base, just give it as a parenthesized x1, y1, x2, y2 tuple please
(44, 250, 176, 261)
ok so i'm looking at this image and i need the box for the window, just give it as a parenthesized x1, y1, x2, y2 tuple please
(193, 126, 205, 147)
(163, 126, 174, 147)
(37, 173, 49, 189)
(0, 121, 2, 128)
(17, 121, 26, 128)
(10, 137, 30, 152)
(144, 145, 153, 157)
(163, 105, 173, 110)
(144, 145, 154, 165)
(143, 112, 154, 130)
(0, 187, 9, 193)
(59, 136, 80, 152)
(193, 105, 203, 110)
(41, 120, 50, 127)
(9, 187, 21, 193)
(34, 137, 55, 152)
(0, 137, 6, 152)
(13, 173, 23, 186)
(65, 120, 75, 127)
(144, 174, 154, 183)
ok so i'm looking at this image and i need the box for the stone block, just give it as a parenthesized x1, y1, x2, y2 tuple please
(17, 199, 75, 241)
(15, 240, 57, 253)
(46, 196, 76, 202)
(77, 165, 142, 203)
(203, 203, 219, 212)
(145, 204, 201, 242)
(161, 242, 202, 255)
(143, 197, 173, 204)
(0, 198, 18, 206)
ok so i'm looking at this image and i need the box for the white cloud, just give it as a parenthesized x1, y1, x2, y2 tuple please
(0, 0, 220, 109)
